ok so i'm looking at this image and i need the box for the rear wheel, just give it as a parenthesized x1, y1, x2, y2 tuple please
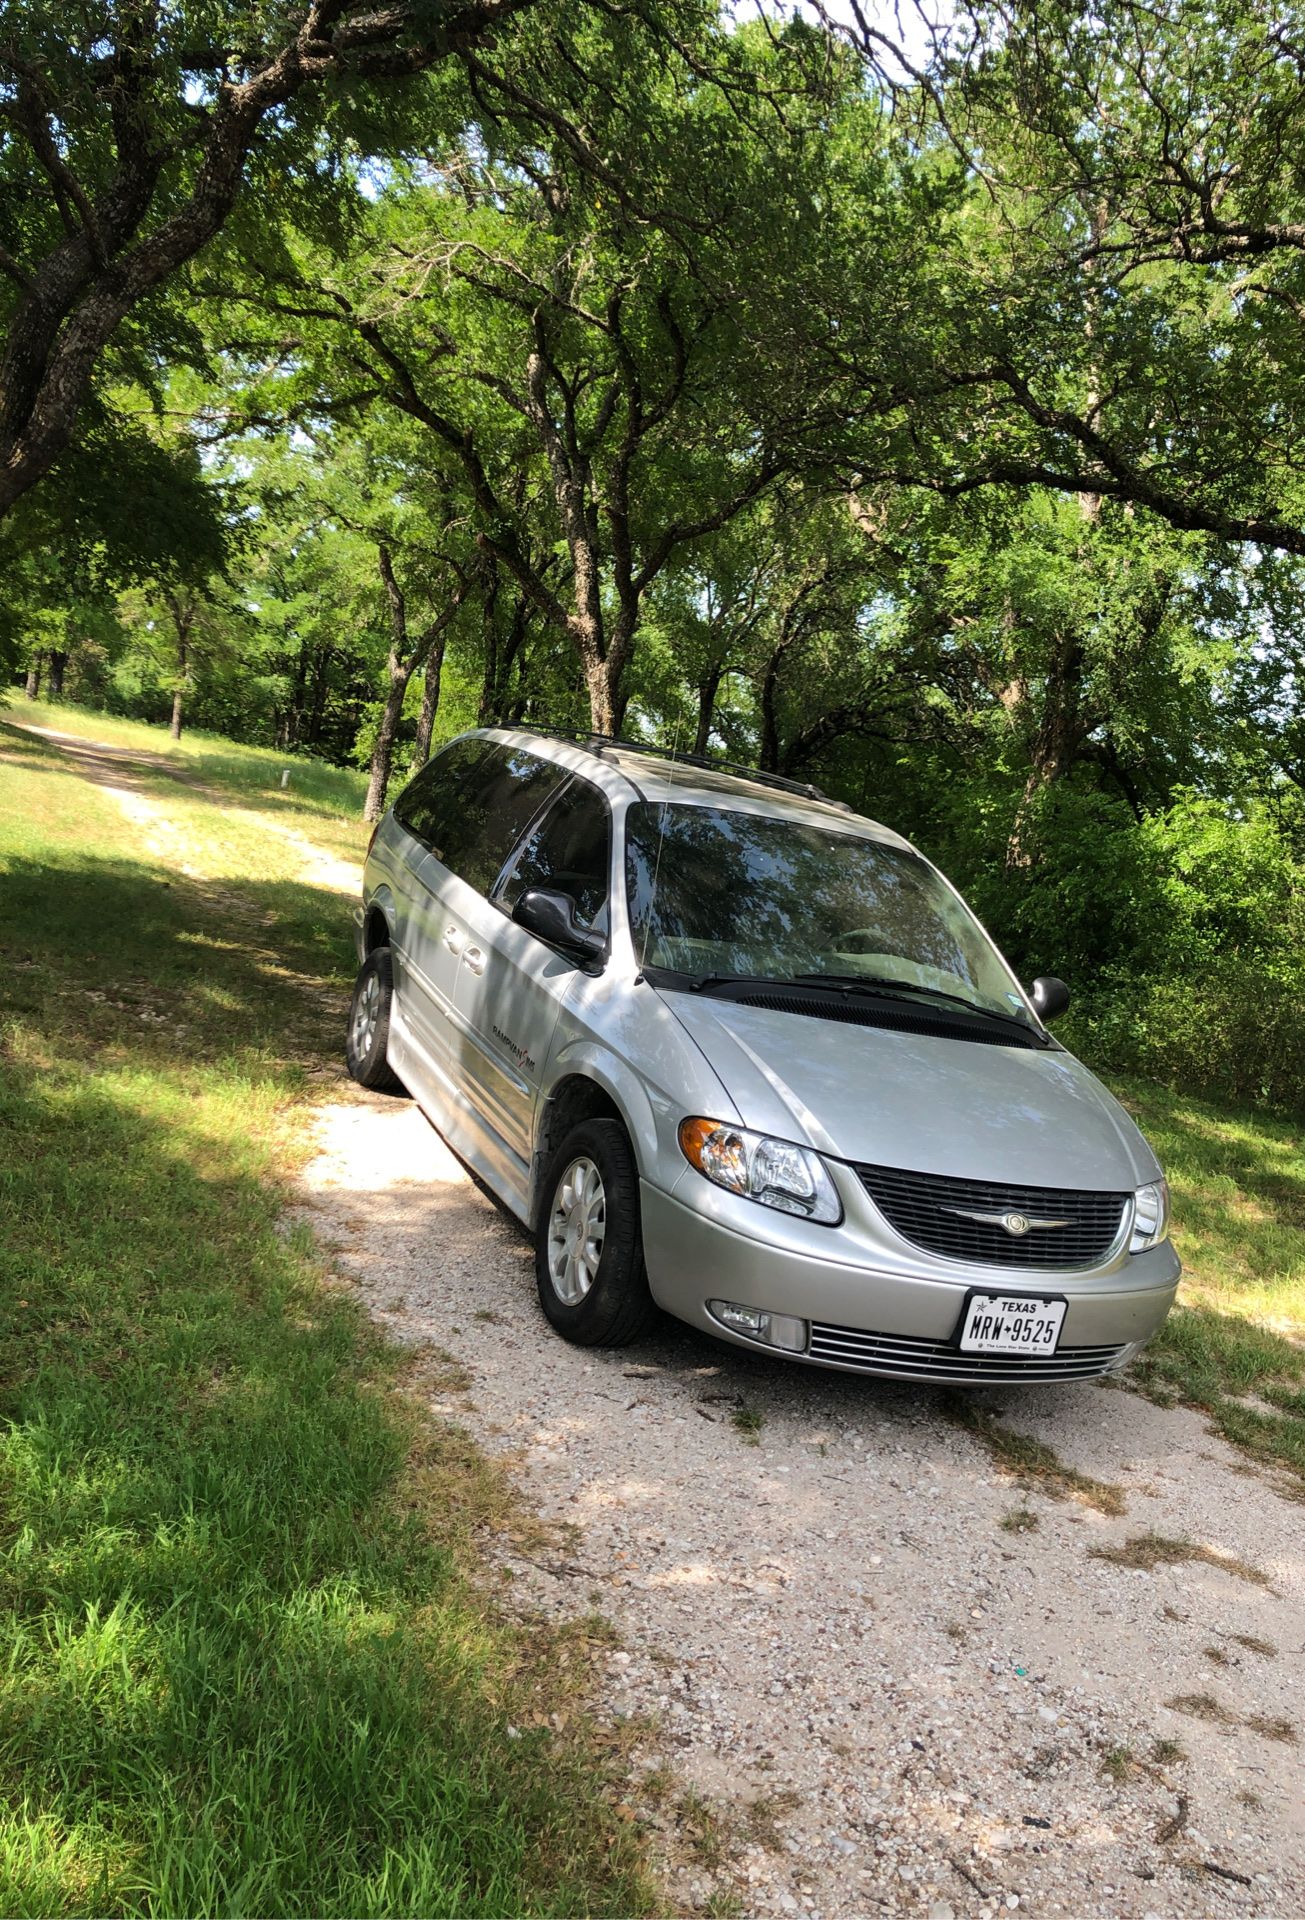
(345, 948, 404, 1092)
(535, 1118, 656, 1346)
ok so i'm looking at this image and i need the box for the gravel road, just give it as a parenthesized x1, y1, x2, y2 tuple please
(303, 1092, 1305, 1920)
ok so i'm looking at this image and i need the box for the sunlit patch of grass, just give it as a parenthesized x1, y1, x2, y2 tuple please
(1090, 1532, 1269, 1587)
(6, 696, 372, 859)
(0, 745, 654, 1918)
(1110, 1078, 1305, 1487)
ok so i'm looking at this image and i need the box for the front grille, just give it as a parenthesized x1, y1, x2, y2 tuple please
(732, 991, 1039, 1049)
(856, 1163, 1129, 1270)
(808, 1321, 1125, 1383)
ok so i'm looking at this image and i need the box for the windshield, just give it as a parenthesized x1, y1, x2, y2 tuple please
(624, 803, 1034, 1027)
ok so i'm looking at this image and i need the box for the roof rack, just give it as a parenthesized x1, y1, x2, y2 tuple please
(512, 725, 846, 807)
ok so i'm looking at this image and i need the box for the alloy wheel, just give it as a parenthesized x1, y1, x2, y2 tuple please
(351, 969, 381, 1056)
(546, 1155, 607, 1304)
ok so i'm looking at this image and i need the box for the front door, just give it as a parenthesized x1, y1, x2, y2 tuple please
(453, 775, 613, 1190)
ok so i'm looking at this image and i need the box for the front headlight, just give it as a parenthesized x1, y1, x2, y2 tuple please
(1130, 1178, 1170, 1252)
(677, 1117, 842, 1225)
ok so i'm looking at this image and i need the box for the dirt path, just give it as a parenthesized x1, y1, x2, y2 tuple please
(11, 720, 362, 894)
(303, 1094, 1305, 1920)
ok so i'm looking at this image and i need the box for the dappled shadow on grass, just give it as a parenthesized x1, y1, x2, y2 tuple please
(0, 1068, 649, 1917)
(1131, 1304, 1305, 1486)
(0, 839, 650, 1915)
(1, 848, 356, 1074)
(1119, 1078, 1304, 1255)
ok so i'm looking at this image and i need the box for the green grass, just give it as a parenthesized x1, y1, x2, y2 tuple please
(5, 694, 372, 861)
(0, 722, 653, 1917)
(1111, 1079, 1305, 1485)
(729, 1404, 764, 1445)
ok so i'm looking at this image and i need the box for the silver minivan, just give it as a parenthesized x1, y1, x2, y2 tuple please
(347, 728, 1179, 1383)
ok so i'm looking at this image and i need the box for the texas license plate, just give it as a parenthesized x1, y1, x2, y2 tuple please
(959, 1292, 1067, 1355)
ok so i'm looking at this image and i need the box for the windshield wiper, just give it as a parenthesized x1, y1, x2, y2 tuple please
(791, 973, 1039, 1036)
(686, 972, 792, 994)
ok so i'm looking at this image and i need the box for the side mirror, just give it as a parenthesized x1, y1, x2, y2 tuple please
(512, 887, 606, 966)
(1030, 975, 1071, 1023)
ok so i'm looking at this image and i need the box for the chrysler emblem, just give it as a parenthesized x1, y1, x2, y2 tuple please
(943, 1206, 1075, 1234)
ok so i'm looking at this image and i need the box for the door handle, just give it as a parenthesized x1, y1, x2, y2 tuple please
(443, 925, 464, 955)
(463, 945, 486, 976)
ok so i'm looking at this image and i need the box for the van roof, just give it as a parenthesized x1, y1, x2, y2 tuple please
(483, 727, 915, 850)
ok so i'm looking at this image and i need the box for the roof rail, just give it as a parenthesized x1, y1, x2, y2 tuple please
(510, 724, 845, 808)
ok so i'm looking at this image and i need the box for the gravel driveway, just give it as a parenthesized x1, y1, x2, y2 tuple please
(306, 1091, 1303, 1920)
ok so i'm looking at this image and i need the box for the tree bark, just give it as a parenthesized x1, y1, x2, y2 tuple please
(164, 593, 194, 741)
(23, 651, 44, 700)
(365, 546, 417, 823)
(759, 645, 786, 771)
(412, 633, 448, 770)
(1004, 627, 1087, 866)
(693, 663, 725, 757)
(47, 648, 68, 697)
(282, 634, 311, 748)
(306, 644, 332, 745)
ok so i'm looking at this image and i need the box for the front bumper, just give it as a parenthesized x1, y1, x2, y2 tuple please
(640, 1181, 1180, 1384)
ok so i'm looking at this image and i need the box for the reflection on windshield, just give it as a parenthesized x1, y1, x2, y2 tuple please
(625, 803, 1032, 1025)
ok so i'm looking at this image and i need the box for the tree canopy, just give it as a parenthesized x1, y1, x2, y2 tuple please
(7, 0, 1305, 1106)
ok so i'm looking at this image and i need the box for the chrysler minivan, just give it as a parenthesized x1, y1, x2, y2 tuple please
(346, 729, 1179, 1383)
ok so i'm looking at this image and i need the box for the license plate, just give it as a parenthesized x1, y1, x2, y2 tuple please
(959, 1292, 1066, 1356)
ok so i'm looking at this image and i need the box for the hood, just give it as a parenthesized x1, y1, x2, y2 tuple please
(665, 994, 1159, 1191)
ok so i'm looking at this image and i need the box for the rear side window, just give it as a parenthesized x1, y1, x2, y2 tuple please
(394, 739, 568, 895)
(498, 779, 612, 931)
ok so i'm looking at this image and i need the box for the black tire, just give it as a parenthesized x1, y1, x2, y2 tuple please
(345, 948, 404, 1092)
(535, 1117, 657, 1346)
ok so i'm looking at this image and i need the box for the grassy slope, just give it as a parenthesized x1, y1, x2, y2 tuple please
(1116, 1080, 1305, 1482)
(0, 717, 652, 1918)
(8, 696, 372, 865)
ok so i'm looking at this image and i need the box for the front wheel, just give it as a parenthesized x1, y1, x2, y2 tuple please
(345, 948, 404, 1092)
(535, 1118, 657, 1346)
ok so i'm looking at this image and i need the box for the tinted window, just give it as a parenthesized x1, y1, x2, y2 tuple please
(499, 779, 612, 932)
(394, 740, 568, 894)
(625, 803, 1032, 1024)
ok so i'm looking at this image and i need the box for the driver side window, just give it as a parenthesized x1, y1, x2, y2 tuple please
(498, 779, 612, 931)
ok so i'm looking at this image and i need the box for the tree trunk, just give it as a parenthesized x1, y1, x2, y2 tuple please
(759, 649, 783, 771)
(585, 607, 637, 736)
(283, 635, 311, 748)
(23, 652, 44, 700)
(363, 661, 414, 822)
(585, 656, 617, 735)
(365, 544, 414, 823)
(693, 663, 725, 757)
(307, 644, 331, 745)
(1005, 629, 1087, 866)
(412, 634, 448, 771)
(477, 571, 502, 725)
(47, 648, 68, 698)
(481, 598, 529, 726)
(166, 598, 192, 742)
